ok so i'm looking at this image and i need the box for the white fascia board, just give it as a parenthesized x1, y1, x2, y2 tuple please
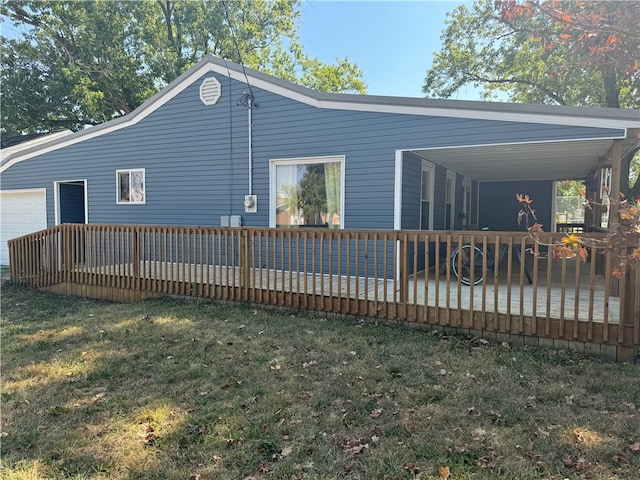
(208, 61, 639, 130)
(320, 100, 639, 130)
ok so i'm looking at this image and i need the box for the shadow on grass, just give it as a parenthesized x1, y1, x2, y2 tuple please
(2, 284, 640, 480)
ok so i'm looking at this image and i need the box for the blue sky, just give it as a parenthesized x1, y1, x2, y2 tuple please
(298, 0, 473, 98)
(1, 0, 473, 99)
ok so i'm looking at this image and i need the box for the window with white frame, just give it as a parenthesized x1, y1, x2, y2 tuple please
(445, 171, 455, 230)
(462, 177, 472, 227)
(116, 169, 145, 204)
(420, 161, 435, 230)
(270, 156, 344, 228)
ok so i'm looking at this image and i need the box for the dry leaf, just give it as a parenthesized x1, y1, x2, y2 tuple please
(280, 446, 293, 458)
(404, 463, 421, 475)
(439, 465, 450, 479)
(92, 392, 106, 403)
(343, 437, 369, 456)
(145, 432, 157, 445)
(370, 408, 383, 419)
(613, 452, 628, 464)
(628, 441, 640, 452)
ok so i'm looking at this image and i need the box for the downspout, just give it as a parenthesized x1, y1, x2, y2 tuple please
(248, 94, 253, 196)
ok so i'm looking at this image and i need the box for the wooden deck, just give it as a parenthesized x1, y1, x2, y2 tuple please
(83, 258, 620, 324)
(9, 224, 639, 360)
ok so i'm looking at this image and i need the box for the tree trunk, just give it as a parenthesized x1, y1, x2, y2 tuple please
(601, 66, 620, 109)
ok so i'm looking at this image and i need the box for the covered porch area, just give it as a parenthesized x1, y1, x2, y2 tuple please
(396, 129, 639, 235)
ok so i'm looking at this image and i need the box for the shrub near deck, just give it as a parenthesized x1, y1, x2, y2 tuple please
(1, 284, 639, 480)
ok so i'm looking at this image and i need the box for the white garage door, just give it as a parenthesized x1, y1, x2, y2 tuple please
(0, 189, 47, 265)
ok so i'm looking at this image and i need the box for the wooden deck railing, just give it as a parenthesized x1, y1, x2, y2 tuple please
(8, 224, 639, 360)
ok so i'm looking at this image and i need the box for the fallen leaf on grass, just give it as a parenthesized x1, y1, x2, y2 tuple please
(628, 441, 640, 452)
(439, 465, 450, 479)
(343, 437, 369, 456)
(144, 425, 157, 445)
(370, 408, 383, 419)
(613, 452, 628, 464)
(302, 360, 317, 368)
(92, 392, 106, 403)
(404, 463, 421, 475)
(293, 461, 314, 471)
(280, 446, 293, 458)
(563, 455, 587, 471)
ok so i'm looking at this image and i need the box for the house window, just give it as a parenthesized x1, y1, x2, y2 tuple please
(420, 161, 435, 230)
(462, 178, 472, 227)
(270, 156, 344, 228)
(116, 169, 145, 204)
(445, 171, 455, 230)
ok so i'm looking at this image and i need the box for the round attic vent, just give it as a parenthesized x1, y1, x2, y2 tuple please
(200, 77, 221, 105)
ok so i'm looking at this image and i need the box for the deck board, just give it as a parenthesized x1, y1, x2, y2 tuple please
(81, 260, 619, 324)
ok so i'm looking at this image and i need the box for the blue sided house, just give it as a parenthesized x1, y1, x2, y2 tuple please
(1, 54, 639, 264)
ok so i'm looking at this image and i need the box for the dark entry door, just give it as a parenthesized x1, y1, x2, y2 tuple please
(59, 182, 86, 224)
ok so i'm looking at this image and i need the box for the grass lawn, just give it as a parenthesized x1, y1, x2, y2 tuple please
(1, 284, 639, 480)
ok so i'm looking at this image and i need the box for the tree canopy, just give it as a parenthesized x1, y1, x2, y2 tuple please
(0, 0, 366, 136)
(423, 0, 640, 197)
(423, 0, 639, 108)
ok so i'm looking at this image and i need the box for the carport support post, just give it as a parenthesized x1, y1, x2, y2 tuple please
(609, 139, 635, 328)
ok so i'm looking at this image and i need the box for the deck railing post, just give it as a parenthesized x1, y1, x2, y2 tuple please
(621, 248, 637, 329)
(240, 228, 250, 299)
(132, 228, 140, 289)
(399, 233, 409, 306)
(634, 258, 640, 345)
(63, 225, 73, 281)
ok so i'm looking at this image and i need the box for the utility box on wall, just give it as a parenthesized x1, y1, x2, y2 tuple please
(220, 215, 242, 227)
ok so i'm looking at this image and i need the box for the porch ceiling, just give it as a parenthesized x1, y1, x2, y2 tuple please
(413, 136, 636, 181)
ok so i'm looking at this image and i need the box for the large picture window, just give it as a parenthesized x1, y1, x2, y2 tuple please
(270, 156, 344, 228)
(116, 169, 145, 204)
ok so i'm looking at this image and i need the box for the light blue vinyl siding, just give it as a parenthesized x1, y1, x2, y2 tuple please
(478, 180, 553, 232)
(1, 70, 625, 232)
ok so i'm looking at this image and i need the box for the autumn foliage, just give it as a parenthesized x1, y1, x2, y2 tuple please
(517, 192, 640, 277)
(495, 0, 640, 80)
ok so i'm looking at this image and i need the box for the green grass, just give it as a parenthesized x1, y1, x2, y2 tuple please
(1, 283, 639, 479)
